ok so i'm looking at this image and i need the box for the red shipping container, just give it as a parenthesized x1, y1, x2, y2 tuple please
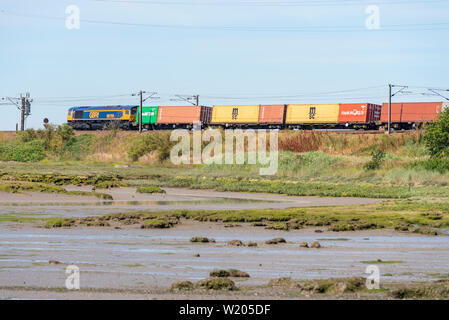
(380, 102, 444, 123)
(258, 105, 285, 124)
(157, 106, 212, 124)
(338, 103, 381, 123)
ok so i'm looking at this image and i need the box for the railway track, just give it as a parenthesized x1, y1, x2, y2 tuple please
(69, 129, 411, 136)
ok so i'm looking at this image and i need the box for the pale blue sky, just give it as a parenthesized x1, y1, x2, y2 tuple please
(0, 0, 448, 130)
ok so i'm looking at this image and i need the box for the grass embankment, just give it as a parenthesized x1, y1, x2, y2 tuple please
(43, 200, 449, 234)
(1, 128, 449, 196)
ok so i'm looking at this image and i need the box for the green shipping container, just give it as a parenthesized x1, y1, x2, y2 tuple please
(136, 106, 158, 124)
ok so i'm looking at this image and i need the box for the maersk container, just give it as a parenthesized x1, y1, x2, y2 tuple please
(157, 106, 211, 124)
(338, 103, 382, 123)
(136, 106, 158, 124)
(211, 105, 260, 124)
(258, 105, 285, 124)
(285, 104, 340, 124)
(380, 102, 444, 123)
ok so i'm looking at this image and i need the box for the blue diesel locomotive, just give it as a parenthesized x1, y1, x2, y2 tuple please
(67, 105, 138, 130)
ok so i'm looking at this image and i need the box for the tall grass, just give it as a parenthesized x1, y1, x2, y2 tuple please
(278, 131, 425, 157)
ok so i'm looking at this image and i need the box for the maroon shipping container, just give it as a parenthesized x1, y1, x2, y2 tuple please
(380, 102, 444, 123)
(258, 105, 286, 124)
(157, 106, 212, 124)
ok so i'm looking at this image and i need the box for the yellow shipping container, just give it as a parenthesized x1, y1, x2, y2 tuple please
(211, 105, 260, 124)
(286, 104, 340, 124)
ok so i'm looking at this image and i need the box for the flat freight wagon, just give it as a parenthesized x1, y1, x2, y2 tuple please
(211, 105, 260, 126)
(380, 102, 449, 129)
(285, 104, 340, 128)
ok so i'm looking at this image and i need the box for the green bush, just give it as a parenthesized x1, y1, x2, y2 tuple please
(17, 129, 39, 142)
(0, 140, 45, 162)
(0, 124, 82, 162)
(62, 134, 96, 160)
(128, 132, 174, 162)
(423, 108, 449, 158)
(364, 149, 386, 170)
(415, 158, 449, 173)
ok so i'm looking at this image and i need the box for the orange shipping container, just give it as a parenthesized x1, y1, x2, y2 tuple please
(380, 102, 444, 123)
(258, 105, 285, 124)
(157, 106, 211, 124)
(339, 103, 382, 123)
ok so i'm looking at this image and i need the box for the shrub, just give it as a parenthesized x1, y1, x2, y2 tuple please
(415, 158, 449, 173)
(128, 132, 174, 162)
(0, 140, 45, 162)
(423, 108, 449, 158)
(364, 149, 385, 170)
(58, 133, 95, 160)
(0, 124, 79, 162)
(17, 129, 39, 142)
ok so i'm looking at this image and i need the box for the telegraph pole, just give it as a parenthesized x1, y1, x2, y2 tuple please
(21, 97, 25, 131)
(1, 93, 32, 131)
(387, 85, 407, 135)
(388, 84, 392, 134)
(139, 90, 144, 133)
(132, 91, 158, 133)
(132, 90, 145, 133)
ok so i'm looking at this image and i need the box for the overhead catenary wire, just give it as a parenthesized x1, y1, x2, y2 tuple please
(2, 10, 449, 32)
(29, 86, 386, 105)
(89, 0, 449, 7)
(17, 85, 449, 109)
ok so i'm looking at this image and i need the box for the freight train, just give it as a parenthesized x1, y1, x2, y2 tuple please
(67, 102, 449, 131)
